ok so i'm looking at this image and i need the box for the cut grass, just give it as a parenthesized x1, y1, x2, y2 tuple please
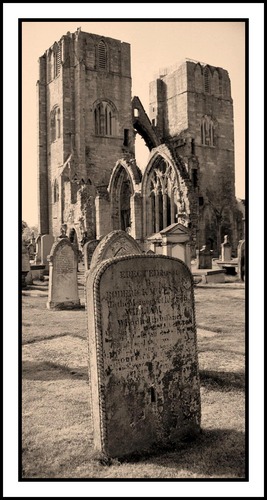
(21, 280, 245, 479)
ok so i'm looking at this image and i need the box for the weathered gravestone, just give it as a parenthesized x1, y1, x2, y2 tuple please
(221, 235, 232, 261)
(90, 230, 142, 271)
(84, 239, 99, 270)
(47, 238, 80, 309)
(22, 241, 31, 288)
(86, 254, 201, 459)
(34, 235, 42, 263)
(198, 244, 213, 269)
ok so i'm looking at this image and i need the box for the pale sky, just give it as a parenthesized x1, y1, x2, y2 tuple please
(22, 20, 245, 227)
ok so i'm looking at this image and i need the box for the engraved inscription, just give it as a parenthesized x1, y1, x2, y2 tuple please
(55, 247, 75, 274)
(100, 261, 195, 383)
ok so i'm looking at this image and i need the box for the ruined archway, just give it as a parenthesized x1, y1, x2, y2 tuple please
(108, 159, 142, 238)
(142, 146, 190, 238)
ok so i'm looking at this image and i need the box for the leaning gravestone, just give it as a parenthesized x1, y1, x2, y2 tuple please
(86, 254, 201, 459)
(47, 238, 80, 309)
(90, 230, 142, 271)
(84, 239, 99, 270)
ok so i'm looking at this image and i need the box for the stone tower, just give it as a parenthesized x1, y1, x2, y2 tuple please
(37, 28, 134, 242)
(149, 60, 239, 255)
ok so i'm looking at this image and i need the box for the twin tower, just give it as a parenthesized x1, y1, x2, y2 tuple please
(37, 28, 243, 257)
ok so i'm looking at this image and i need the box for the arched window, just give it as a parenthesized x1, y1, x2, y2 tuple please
(53, 179, 59, 203)
(56, 108, 61, 138)
(93, 100, 117, 136)
(201, 115, 214, 146)
(50, 109, 56, 142)
(53, 43, 61, 78)
(98, 40, 107, 70)
(204, 67, 211, 93)
(50, 106, 60, 142)
(47, 50, 52, 82)
(146, 157, 181, 234)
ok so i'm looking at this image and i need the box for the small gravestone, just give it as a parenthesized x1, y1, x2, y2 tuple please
(22, 241, 31, 288)
(34, 235, 42, 263)
(86, 254, 201, 459)
(221, 235, 232, 261)
(47, 238, 80, 309)
(90, 230, 142, 270)
(84, 239, 99, 270)
(198, 244, 213, 269)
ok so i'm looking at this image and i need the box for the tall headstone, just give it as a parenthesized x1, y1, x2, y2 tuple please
(47, 238, 80, 309)
(90, 230, 142, 270)
(84, 240, 99, 270)
(198, 244, 213, 269)
(86, 254, 201, 459)
(221, 235, 232, 261)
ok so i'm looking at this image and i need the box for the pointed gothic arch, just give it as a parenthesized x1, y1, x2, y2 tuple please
(108, 159, 142, 234)
(142, 146, 189, 237)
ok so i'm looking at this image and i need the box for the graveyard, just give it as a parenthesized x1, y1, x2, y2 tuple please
(22, 254, 245, 479)
(20, 26, 246, 480)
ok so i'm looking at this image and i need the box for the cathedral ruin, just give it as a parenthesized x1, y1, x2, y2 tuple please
(37, 28, 244, 258)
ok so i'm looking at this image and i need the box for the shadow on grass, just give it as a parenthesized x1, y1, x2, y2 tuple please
(199, 370, 245, 391)
(120, 428, 246, 478)
(22, 331, 86, 345)
(22, 360, 88, 381)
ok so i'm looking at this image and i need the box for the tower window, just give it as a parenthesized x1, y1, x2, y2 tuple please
(53, 179, 59, 203)
(201, 115, 214, 146)
(50, 106, 60, 143)
(53, 43, 61, 78)
(93, 100, 117, 136)
(56, 108, 61, 138)
(204, 68, 211, 93)
(98, 41, 107, 70)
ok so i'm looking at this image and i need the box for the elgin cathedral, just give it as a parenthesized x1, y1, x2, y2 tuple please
(37, 28, 244, 258)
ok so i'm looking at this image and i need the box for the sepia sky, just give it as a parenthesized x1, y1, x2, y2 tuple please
(22, 20, 245, 227)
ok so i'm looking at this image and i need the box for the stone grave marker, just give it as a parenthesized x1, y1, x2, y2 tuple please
(86, 254, 201, 459)
(221, 235, 232, 261)
(84, 239, 99, 270)
(47, 238, 80, 309)
(198, 244, 213, 269)
(90, 230, 142, 270)
(34, 235, 42, 263)
(22, 241, 31, 288)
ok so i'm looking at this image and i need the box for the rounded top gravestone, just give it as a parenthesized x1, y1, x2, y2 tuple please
(86, 253, 201, 459)
(90, 230, 142, 271)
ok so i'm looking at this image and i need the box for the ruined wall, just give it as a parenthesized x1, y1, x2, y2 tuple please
(149, 60, 237, 254)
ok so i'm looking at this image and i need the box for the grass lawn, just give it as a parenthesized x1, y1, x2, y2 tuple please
(21, 277, 246, 479)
